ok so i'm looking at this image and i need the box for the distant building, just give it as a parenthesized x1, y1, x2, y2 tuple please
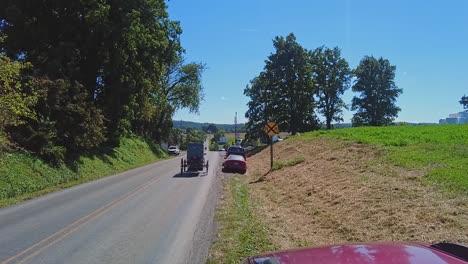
(439, 111, 468, 124)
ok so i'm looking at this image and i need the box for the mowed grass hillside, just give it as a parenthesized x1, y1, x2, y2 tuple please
(208, 124, 468, 260)
(303, 124, 468, 194)
(0, 137, 167, 207)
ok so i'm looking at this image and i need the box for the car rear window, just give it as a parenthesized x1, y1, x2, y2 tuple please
(227, 155, 245, 161)
(228, 147, 245, 154)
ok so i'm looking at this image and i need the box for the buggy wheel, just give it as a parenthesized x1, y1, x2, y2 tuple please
(180, 158, 184, 174)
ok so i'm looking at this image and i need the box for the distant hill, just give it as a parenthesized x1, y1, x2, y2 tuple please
(173, 120, 246, 133)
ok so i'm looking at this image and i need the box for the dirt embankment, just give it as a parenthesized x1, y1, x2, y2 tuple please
(246, 138, 468, 249)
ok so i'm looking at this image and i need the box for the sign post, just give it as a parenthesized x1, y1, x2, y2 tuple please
(263, 122, 279, 170)
(270, 136, 274, 169)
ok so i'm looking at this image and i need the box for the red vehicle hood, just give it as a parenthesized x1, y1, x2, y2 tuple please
(247, 243, 467, 264)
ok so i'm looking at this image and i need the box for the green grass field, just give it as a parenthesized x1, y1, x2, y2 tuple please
(301, 125, 468, 194)
(0, 137, 167, 207)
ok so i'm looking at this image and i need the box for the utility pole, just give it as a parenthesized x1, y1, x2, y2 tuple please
(234, 112, 238, 144)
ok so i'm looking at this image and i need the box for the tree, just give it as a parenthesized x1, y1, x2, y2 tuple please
(460, 95, 468, 109)
(131, 55, 205, 141)
(244, 73, 273, 140)
(95, 1, 190, 140)
(311, 46, 352, 129)
(167, 128, 183, 146)
(244, 33, 319, 138)
(162, 57, 205, 114)
(136, 45, 205, 141)
(351, 56, 402, 126)
(10, 78, 105, 162)
(0, 54, 36, 130)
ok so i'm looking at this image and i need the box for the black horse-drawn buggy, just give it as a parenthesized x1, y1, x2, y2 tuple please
(180, 142, 209, 173)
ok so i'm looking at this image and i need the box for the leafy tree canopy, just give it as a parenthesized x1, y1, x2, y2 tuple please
(0, 0, 205, 162)
(351, 56, 402, 126)
(245, 33, 319, 139)
(311, 46, 352, 129)
(460, 95, 468, 110)
(0, 54, 35, 129)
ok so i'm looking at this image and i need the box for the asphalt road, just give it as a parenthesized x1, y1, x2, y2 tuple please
(0, 151, 221, 264)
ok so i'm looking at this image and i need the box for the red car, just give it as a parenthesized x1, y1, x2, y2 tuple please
(243, 242, 468, 264)
(222, 154, 247, 174)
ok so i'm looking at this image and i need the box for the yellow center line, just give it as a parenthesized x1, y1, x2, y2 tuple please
(1, 175, 163, 264)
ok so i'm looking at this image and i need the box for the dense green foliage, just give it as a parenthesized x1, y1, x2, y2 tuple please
(244, 33, 319, 139)
(0, 54, 35, 130)
(0, 0, 203, 162)
(0, 134, 8, 150)
(0, 137, 167, 205)
(311, 47, 352, 129)
(460, 95, 468, 109)
(352, 56, 403, 126)
(207, 176, 275, 264)
(302, 125, 468, 194)
(10, 79, 106, 162)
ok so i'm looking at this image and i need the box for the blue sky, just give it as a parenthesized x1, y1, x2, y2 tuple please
(168, 0, 468, 124)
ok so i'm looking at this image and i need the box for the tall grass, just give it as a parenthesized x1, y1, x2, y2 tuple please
(302, 125, 468, 194)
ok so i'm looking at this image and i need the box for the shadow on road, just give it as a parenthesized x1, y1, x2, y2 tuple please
(173, 171, 202, 178)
